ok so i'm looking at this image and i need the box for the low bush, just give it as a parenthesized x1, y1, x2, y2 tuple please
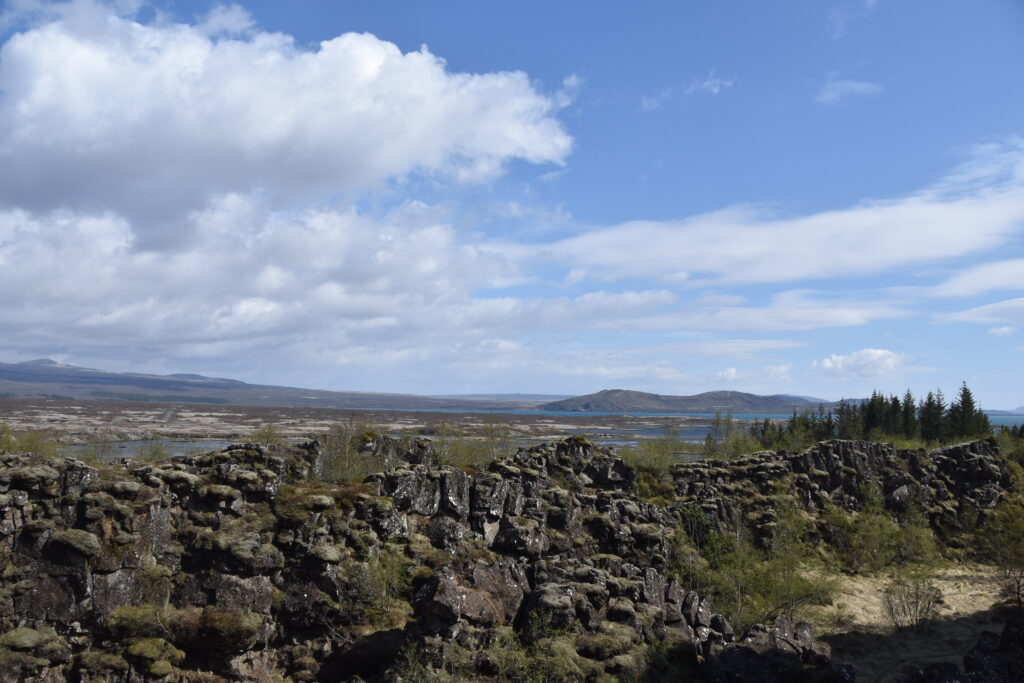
(881, 571, 941, 629)
(976, 499, 1024, 606)
(249, 423, 284, 448)
(318, 419, 387, 483)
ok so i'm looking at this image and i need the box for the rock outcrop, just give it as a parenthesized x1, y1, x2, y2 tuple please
(0, 436, 1011, 681)
(671, 438, 1010, 544)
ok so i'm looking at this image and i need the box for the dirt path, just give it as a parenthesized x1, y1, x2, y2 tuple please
(818, 565, 1005, 682)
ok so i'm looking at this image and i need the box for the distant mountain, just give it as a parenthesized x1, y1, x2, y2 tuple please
(0, 359, 547, 411)
(434, 393, 574, 401)
(540, 389, 829, 413)
(770, 393, 830, 404)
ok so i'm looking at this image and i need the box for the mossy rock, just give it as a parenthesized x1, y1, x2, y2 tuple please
(200, 484, 242, 501)
(77, 650, 129, 673)
(576, 631, 633, 660)
(20, 518, 55, 534)
(304, 494, 334, 510)
(127, 637, 185, 665)
(606, 651, 644, 678)
(311, 544, 344, 564)
(111, 480, 141, 497)
(0, 649, 49, 672)
(141, 658, 171, 676)
(159, 469, 202, 489)
(0, 627, 47, 651)
(49, 529, 101, 557)
(201, 607, 265, 649)
(106, 604, 172, 639)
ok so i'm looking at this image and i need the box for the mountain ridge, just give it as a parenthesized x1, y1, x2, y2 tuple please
(540, 388, 830, 413)
(0, 359, 545, 410)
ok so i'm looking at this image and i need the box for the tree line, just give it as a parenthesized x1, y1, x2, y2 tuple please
(750, 382, 993, 450)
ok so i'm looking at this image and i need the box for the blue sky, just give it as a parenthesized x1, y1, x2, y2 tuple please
(1, 0, 1023, 408)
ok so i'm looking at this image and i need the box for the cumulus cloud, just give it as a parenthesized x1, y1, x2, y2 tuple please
(2, 2, 1022, 394)
(0, 0, 571, 244)
(0, 193, 695, 380)
(814, 349, 905, 377)
(198, 3, 257, 37)
(816, 72, 883, 106)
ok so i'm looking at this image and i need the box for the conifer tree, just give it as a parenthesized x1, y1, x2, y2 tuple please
(901, 389, 918, 438)
(919, 391, 944, 442)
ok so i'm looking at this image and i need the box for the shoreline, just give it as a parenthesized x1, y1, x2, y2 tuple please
(0, 396, 733, 446)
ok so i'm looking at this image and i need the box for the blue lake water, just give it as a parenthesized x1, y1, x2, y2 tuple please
(57, 409, 1024, 461)
(376, 407, 1024, 427)
(61, 438, 235, 460)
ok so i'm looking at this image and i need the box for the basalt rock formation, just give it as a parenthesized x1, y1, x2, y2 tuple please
(670, 438, 1011, 545)
(0, 436, 1012, 681)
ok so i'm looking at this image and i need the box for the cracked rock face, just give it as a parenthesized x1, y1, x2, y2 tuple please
(0, 437, 1010, 681)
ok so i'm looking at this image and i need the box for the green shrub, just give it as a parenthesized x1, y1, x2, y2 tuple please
(249, 423, 284, 448)
(685, 529, 835, 637)
(0, 423, 59, 457)
(133, 441, 171, 462)
(77, 429, 120, 465)
(318, 419, 387, 483)
(347, 546, 413, 626)
(620, 429, 689, 477)
(893, 504, 939, 566)
(433, 416, 513, 470)
(976, 499, 1024, 606)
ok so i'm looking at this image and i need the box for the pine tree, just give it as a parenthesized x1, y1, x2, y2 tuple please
(919, 391, 944, 442)
(835, 399, 861, 439)
(901, 389, 918, 438)
(947, 381, 990, 439)
(885, 395, 902, 435)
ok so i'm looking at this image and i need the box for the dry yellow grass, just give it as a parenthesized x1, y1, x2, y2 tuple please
(813, 564, 1005, 683)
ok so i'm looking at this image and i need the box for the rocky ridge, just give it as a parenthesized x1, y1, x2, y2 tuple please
(0, 436, 1013, 681)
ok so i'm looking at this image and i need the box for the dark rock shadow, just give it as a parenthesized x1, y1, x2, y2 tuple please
(822, 605, 1021, 683)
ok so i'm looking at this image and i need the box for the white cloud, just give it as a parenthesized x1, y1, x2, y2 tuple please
(716, 364, 792, 382)
(640, 87, 673, 111)
(502, 140, 1024, 286)
(989, 326, 1016, 336)
(0, 1, 571, 243)
(945, 298, 1024, 325)
(665, 291, 906, 331)
(198, 3, 256, 37)
(641, 69, 733, 111)
(716, 367, 741, 381)
(816, 72, 883, 106)
(674, 340, 804, 356)
(928, 258, 1024, 298)
(814, 348, 905, 377)
(687, 69, 735, 95)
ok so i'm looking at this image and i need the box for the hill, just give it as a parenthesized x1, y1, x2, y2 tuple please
(540, 388, 826, 413)
(0, 359, 545, 411)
